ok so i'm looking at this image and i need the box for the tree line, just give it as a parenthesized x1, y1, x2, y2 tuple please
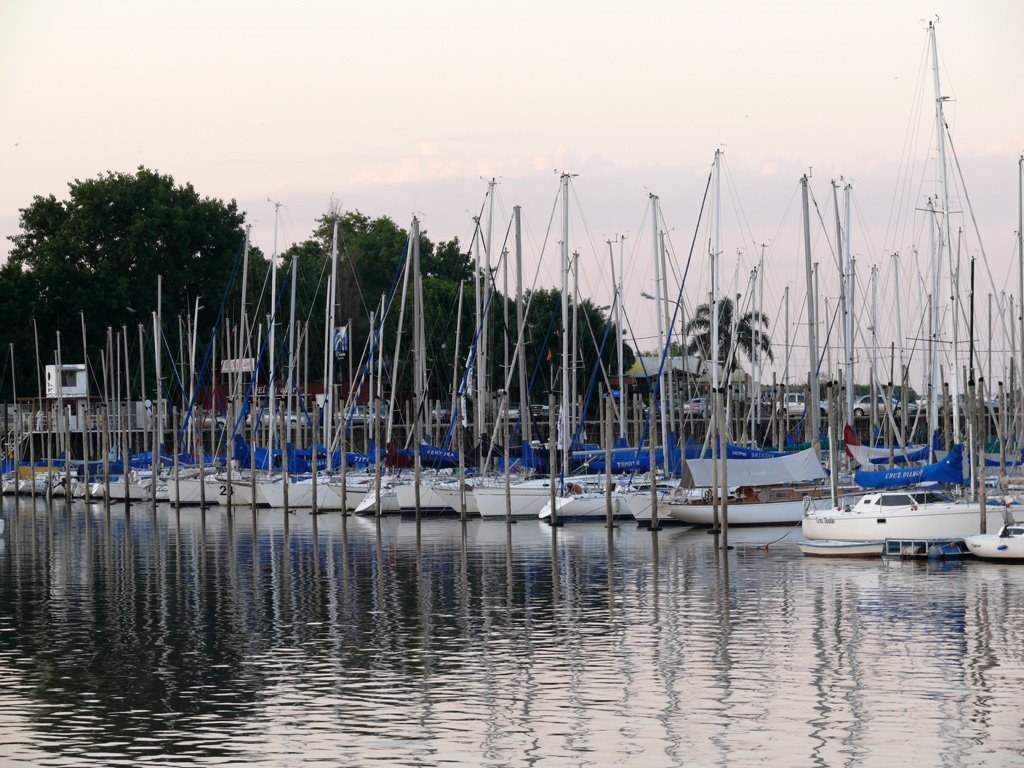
(1, 167, 634, 409)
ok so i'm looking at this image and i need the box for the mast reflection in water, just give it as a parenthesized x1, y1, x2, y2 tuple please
(1, 498, 1022, 766)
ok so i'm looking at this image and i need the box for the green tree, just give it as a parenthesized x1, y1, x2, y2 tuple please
(4, 167, 250, 398)
(683, 296, 773, 374)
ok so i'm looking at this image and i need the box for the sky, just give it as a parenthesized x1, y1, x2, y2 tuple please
(2, 0, 1022, 389)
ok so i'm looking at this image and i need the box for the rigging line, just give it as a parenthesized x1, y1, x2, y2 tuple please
(638, 168, 713, 454)
(884, 35, 932, 253)
(178, 236, 246, 442)
(567, 179, 615, 301)
(944, 122, 1012, 348)
(721, 155, 763, 264)
(571, 311, 616, 448)
(228, 262, 294, 442)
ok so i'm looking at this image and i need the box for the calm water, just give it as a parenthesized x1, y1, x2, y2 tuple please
(0, 497, 1022, 767)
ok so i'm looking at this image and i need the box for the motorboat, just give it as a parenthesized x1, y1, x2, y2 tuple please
(802, 489, 1004, 542)
(965, 523, 1024, 561)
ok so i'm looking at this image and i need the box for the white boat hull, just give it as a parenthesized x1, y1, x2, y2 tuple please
(803, 504, 1004, 541)
(540, 492, 629, 522)
(798, 540, 883, 557)
(623, 491, 673, 524)
(475, 476, 602, 520)
(667, 498, 806, 526)
(354, 485, 401, 515)
(257, 479, 345, 510)
(394, 481, 456, 515)
(965, 531, 1024, 561)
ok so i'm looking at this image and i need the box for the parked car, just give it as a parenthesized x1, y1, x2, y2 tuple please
(431, 405, 453, 421)
(937, 394, 998, 417)
(852, 395, 905, 418)
(529, 403, 551, 420)
(682, 397, 707, 416)
(777, 391, 828, 417)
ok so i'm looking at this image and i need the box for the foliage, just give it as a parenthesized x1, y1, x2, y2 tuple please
(1, 173, 636, 415)
(684, 296, 774, 374)
(3, 167, 249, 398)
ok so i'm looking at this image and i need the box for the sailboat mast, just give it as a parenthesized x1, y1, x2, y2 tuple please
(711, 153, 721, 395)
(930, 20, 960, 441)
(650, 194, 665, 454)
(617, 235, 626, 438)
(560, 173, 570, 460)
(801, 174, 821, 457)
(269, 201, 280, 455)
(324, 220, 339, 457)
(836, 181, 855, 427)
(514, 206, 529, 443)
(928, 199, 940, 444)
(287, 243, 298, 442)
(473, 216, 483, 448)
(1018, 155, 1023, 438)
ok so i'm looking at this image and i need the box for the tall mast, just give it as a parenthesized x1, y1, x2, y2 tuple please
(287, 240, 298, 439)
(324, 220, 339, 456)
(930, 20, 960, 440)
(801, 174, 821, 456)
(711, 152, 721, 394)
(412, 216, 424, 512)
(560, 172, 571, 459)
(836, 180, 855, 427)
(514, 206, 529, 443)
(571, 250, 579, 436)
(473, 215, 483, 447)
(870, 264, 879, 438)
(927, 198, 940, 443)
(650, 194, 665, 443)
(617, 235, 626, 438)
(892, 253, 905, 406)
(268, 200, 281, 455)
(1018, 155, 1023, 440)
(483, 178, 495, 435)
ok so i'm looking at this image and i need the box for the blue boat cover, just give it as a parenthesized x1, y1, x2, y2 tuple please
(855, 444, 965, 488)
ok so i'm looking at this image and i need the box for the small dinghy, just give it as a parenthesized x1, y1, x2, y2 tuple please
(798, 539, 883, 558)
(965, 524, 1024, 562)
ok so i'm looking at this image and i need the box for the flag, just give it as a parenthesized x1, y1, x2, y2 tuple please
(545, 349, 553, 361)
(333, 325, 349, 359)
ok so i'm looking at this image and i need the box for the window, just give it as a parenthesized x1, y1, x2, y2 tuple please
(879, 494, 912, 507)
(61, 371, 77, 388)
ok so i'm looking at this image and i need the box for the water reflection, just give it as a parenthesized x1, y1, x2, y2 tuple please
(0, 498, 1023, 766)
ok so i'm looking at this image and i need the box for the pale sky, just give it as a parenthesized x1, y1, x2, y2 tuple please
(2, 0, 1022, 388)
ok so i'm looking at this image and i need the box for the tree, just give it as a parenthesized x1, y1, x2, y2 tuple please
(4, 167, 249, 397)
(684, 296, 773, 373)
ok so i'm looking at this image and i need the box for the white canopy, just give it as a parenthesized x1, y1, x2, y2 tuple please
(686, 448, 826, 487)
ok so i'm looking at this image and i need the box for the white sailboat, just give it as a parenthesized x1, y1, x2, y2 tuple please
(802, 489, 1003, 545)
(666, 448, 832, 526)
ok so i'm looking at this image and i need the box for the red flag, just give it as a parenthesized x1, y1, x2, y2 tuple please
(545, 349, 553, 361)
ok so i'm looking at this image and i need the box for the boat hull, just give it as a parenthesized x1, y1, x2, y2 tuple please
(540, 493, 630, 523)
(965, 533, 1024, 561)
(667, 498, 806, 526)
(803, 505, 1005, 542)
(798, 540, 883, 557)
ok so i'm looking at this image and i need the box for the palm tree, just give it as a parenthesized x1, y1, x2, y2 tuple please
(684, 296, 773, 374)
